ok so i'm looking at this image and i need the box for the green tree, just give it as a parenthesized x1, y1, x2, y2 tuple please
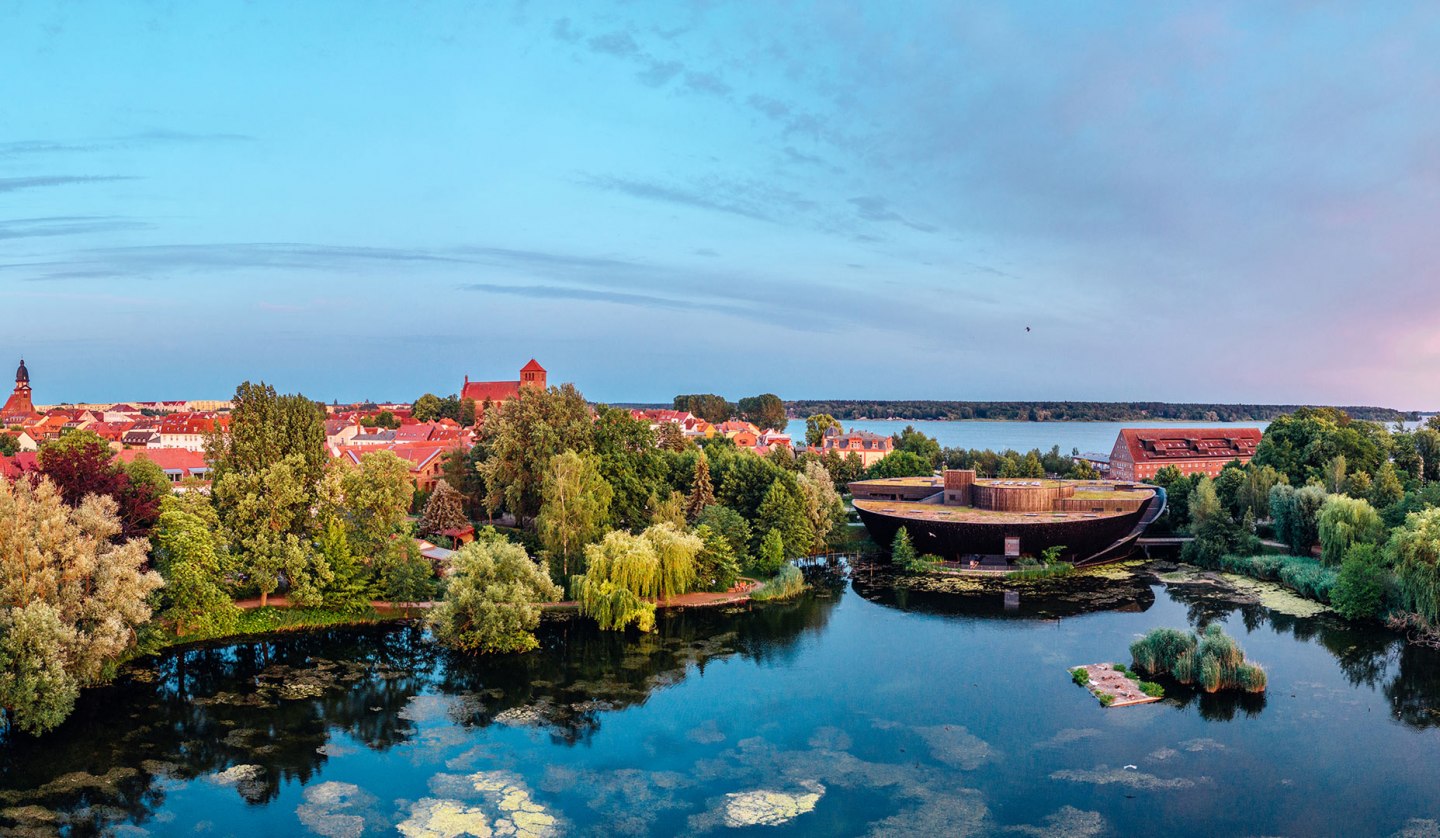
(673, 393, 734, 424)
(0, 433, 19, 456)
(314, 516, 369, 611)
(459, 398, 477, 427)
(1371, 461, 1406, 510)
(591, 406, 671, 531)
(213, 455, 324, 607)
(754, 528, 787, 578)
(420, 479, 470, 537)
(1253, 407, 1388, 487)
(427, 538, 560, 653)
(329, 450, 414, 558)
(412, 393, 443, 422)
(696, 504, 753, 569)
(573, 525, 703, 630)
(382, 540, 436, 616)
(480, 383, 594, 523)
(152, 509, 239, 635)
(865, 451, 932, 479)
(1236, 464, 1287, 520)
(693, 524, 741, 592)
(1331, 543, 1388, 621)
(1070, 458, 1100, 480)
(756, 479, 814, 559)
(686, 453, 715, 522)
(891, 425, 941, 468)
(1388, 507, 1440, 623)
(794, 459, 844, 551)
(650, 490, 687, 528)
(1270, 484, 1329, 556)
(124, 454, 173, 500)
(891, 524, 916, 559)
(737, 393, 788, 432)
(805, 414, 841, 447)
(1317, 495, 1386, 566)
(536, 450, 613, 580)
(0, 479, 163, 734)
(207, 380, 326, 488)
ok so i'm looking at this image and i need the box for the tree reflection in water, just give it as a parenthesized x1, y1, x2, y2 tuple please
(0, 571, 841, 836)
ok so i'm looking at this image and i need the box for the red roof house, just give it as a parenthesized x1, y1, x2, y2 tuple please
(1108, 428, 1264, 481)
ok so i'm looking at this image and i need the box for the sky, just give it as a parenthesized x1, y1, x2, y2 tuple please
(3, 1, 1439, 408)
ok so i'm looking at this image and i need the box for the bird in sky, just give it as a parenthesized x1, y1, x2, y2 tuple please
(1025, 326, 1031, 332)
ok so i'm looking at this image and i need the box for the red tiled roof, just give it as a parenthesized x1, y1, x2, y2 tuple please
(1115, 428, 1263, 464)
(116, 448, 210, 476)
(460, 380, 521, 404)
(0, 452, 39, 479)
(158, 412, 229, 435)
(520, 358, 546, 373)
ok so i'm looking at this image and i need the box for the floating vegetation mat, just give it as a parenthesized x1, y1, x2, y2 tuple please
(1154, 565, 1330, 618)
(1069, 664, 1162, 708)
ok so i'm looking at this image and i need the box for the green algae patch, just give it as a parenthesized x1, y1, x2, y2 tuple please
(1219, 574, 1330, 618)
(722, 780, 825, 827)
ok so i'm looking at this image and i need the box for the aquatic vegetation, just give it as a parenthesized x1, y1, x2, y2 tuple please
(1139, 681, 1165, 698)
(1050, 767, 1200, 790)
(295, 781, 376, 838)
(1006, 805, 1108, 838)
(1097, 692, 1115, 706)
(721, 780, 825, 827)
(397, 798, 492, 838)
(1130, 625, 1268, 693)
(751, 564, 806, 601)
(1033, 728, 1101, 750)
(914, 725, 996, 770)
(1071, 668, 1090, 686)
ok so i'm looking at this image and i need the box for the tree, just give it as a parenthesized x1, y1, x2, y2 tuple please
(1270, 484, 1329, 556)
(650, 490, 687, 528)
(480, 384, 594, 523)
(459, 398, 477, 427)
(329, 450, 414, 558)
(805, 414, 841, 447)
(1388, 507, 1440, 623)
(1236, 464, 1287, 520)
(412, 393, 443, 422)
(865, 451, 933, 479)
(207, 381, 326, 488)
(0, 479, 163, 734)
(1323, 455, 1349, 495)
(1371, 461, 1406, 511)
(536, 451, 613, 580)
(737, 393, 787, 432)
(124, 454, 173, 501)
(427, 538, 559, 653)
(1070, 458, 1100, 480)
(794, 459, 844, 551)
(891, 426, 941, 468)
(656, 422, 687, 452)
(891, 527, 917, 568)
(152, 508, 238, 635)
(0, 433, 19, 456)
(686, 453, 715, 521)
(420, 479, 471, 536)
(1331, 544, 1388, 621)
(314, 516, 369, 612)
(1253, 407, 1387, 487)
(696, 504, 753, 569)
(1317, 495, 1386, 566)
(754, 528, 787, 578)
(37, 431, 161, 538)
(361, 410, 401, 430)
(382, 540, 436, 616)
(673, 393, 734, 424)
(573, 525, 702, 631)
(213, 455, 323, 607)
(693, 524, 741, 592)
(756, 479, 813, 559)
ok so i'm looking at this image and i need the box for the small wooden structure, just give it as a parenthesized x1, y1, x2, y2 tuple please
(1070, 663, 1162, 708)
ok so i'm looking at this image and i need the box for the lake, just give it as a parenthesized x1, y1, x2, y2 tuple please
(808, 419, 1271, 457)
(5, 563, 1440, 837)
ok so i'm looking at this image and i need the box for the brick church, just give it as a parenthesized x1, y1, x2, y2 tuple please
(459, 359, 547, 421)
(0, 359, 41, 426)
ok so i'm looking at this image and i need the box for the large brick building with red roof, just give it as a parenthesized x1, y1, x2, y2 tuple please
(459, 360, 547, 422)
(1108, 427, 1264, 481)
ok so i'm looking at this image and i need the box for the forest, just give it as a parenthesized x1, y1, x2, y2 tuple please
(783, 400, 1418, 423)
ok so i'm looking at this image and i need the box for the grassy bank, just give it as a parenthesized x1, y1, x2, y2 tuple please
(134, 606, 396, 658)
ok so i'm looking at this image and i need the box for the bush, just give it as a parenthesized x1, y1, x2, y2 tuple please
(1071, 667, 1090, 686)
(1097, 693, 1115, 706)
(751, 564, 805, 601)
(1130, 624, 1266, 693)
(1112, 663, 1129, 674)
(1217, 553, 1338, 604)
(1332, 543, 1388, 621)
(1138, 681, 1165, 698)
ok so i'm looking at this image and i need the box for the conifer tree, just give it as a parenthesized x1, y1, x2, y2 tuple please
(686, 453, 715, 522)
(420, 480, 470, 537)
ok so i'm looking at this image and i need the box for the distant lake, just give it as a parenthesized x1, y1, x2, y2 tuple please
(809, 418, 1271, 455)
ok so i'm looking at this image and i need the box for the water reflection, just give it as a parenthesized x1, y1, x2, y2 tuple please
(850, 561, 1156, 619)
(0, 580, 842, 835)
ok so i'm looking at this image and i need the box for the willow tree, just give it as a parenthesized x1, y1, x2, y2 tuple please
(427, 538, 560, 654)
(1389, 508, 1440, 624)
(574, 524, 702, 631)
(0, 479, 163, 734)
(536, 450, 612, 580)
(1317, 495, 1386, 566)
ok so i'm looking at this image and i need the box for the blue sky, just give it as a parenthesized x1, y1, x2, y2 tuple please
(3, 2, 1439, 408)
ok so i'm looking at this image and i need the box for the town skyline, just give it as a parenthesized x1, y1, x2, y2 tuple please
(6, 2, 1440, 405)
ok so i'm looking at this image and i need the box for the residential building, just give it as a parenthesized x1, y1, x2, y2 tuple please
(813, 426, 895, 467)
(1107, 428, 1264, 481)
(155, 412, 229, 452)
(116, 448, 212, 486)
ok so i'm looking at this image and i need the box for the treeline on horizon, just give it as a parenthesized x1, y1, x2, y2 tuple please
(781, 400, 1419, 423)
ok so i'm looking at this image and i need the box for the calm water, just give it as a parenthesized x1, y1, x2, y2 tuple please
(816, 419, 1271, 457)
(5, 564, 1440, 837)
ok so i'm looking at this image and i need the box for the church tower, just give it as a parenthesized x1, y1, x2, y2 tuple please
(1, 359, 40, 425)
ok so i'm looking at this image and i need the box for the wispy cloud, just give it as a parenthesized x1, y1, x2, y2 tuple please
(0, 242, 467, 281)
(0, 175, 137, 193)
(0, 216, 153, 240)
(0, 131, 255, 157)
